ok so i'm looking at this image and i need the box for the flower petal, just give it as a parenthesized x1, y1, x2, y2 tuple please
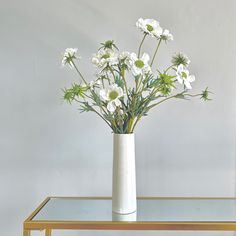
(114, 99, 121, 107)
(130, 52, 137, 61)
(184, 80, 192, 89)
(176, 75, 183, 84)
(141, 53, 150, 63)
(117, 87, 124, 97)
(188, 75, 195, 82)
(99, 89, 107, 100)
(177, 64, 184, 73)
(107, 101, 116, 113)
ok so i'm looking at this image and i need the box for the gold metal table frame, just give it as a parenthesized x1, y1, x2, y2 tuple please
(23, 197, 236, 236)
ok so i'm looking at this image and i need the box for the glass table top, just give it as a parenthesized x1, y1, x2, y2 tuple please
(32, 197, 236, 222)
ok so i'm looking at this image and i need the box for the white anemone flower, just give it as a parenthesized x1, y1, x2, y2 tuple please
(99, 84, 124, 113)
(92, 49, 119, 69)
(62, 48, 79, 68)
(129, 52, 151, 76)
(176, 64, 195, 89)
(136, 18, 163, 38)
(161, 29, 173, 41)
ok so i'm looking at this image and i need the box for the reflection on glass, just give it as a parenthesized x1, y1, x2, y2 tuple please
(33, 198, 236, 222)
(112, 211, 137, 221)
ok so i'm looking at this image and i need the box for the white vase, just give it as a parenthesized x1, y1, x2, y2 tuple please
(112, 133, 137, 214)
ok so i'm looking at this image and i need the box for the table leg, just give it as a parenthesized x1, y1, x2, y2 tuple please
(45, 229, 51, 236)
(23, 230, 30, 236)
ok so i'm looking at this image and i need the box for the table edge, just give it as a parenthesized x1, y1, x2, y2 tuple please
(23, 196, 236, 231)
(24, 220, 236, 231)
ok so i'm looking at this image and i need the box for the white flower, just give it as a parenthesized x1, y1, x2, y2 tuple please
(176, 64, 195, 89)
(62, 48, 79, 68)
(161, 29, 173, 41)
(128, 52, 151, 76)
(92, 49, 119, 69)
(99, 84, 124, 113)
(136, 18, 163, 38)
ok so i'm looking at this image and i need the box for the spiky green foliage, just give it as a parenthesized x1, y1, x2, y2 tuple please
(63, 83, 87, 103)
(156, 73, 176, 95)
(99, 40, 119, 51)
(171, 52, 190, 67)
(201, 87, 212, 101)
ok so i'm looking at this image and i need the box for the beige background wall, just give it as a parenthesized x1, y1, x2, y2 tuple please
(0, 0, 236, 235)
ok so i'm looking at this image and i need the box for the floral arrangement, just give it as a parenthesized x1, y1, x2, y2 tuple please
(62, 18, 210, 134)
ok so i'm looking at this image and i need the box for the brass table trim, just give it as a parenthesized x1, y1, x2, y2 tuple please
(23, 196, 236, 233)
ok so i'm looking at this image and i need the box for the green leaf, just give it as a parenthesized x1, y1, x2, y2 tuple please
(79, 102, 93, 113)
(115, 75, 124, 89)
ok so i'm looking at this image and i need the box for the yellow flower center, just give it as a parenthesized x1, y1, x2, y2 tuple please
(101, 54, 110, 59)
(147, 24, 154, 32)
(181, 71, 187, 79)
(109, 90, 119, 100)
(135, 59, 144, 68)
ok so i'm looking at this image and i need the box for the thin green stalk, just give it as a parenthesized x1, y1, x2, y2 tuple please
(146, 92, 203, 112)
(115, 65, 130, 101)
(105, 71, 111, 85)
(108, 66, 116, 82)
(184, 93, 202, 98)
(121, 74, 129, 99)
(136, 76, 143, 92)
(127, 117, 134, 133)
(71, 61, 87, 85)
(138, 34, 147, 57)
(131, 117, 140, 133)
(91, 108, 114, 130)
(101, 77, 105, 88)
(147, 94, 180, 110)
(164, 65, 174, 73)
(74, 98, 113, 130)
(150, 39, 162, 67)
(131, 93, 181, 132)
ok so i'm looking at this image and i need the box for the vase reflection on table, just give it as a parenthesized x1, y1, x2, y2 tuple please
(112, 210, 137, 221)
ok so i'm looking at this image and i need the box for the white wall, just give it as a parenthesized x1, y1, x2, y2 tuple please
(0, 0, 236, 235)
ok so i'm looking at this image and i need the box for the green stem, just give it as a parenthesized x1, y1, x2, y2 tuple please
(105, 71, 111, 85)
(147, 94, 180, 110)
(131, 117, 140, 133)
(138, 34, 147, 57)
(164, 65, 174, 73)
(108, 66, 118, 86)
(184, 93, 202, 98)
(136, 76, 143, 92)
(71, 61, 87, 85)
(131, 93, 180, 132)
(113, 65, 130, 101)
(91, 108, 114, 130)
(127, 117, 134, 133)
(121, 74, 129, 99)
(74, 98, 113, 130)
(150, 39, 162, 67)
